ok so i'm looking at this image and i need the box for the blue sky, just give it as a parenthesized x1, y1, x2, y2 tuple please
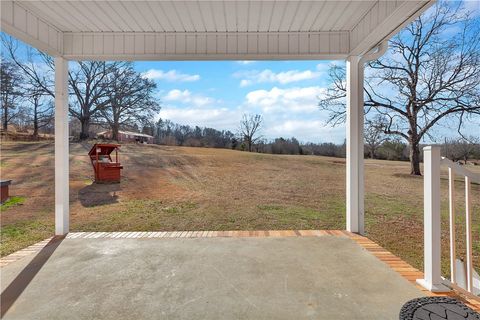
(136, 60, 345, 143)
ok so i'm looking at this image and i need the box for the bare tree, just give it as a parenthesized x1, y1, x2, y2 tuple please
(28, 90, 53, 138)
(2, 35, 56, 138)
(1, 35, 120, 140)
(445, 136, 480, 164)
(2, 39, 57, 138)
(319, 2, 480, 175)
(364, 116, 389, 159)
(0, 59, 24, 130)
(239, 114, 263, 152)
(100, 63, 160, 141)
(1, 36, 54, 97)
(69, 61, 119, 139)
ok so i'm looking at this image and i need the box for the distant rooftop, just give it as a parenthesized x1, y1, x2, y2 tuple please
(97, 130, 153, 139)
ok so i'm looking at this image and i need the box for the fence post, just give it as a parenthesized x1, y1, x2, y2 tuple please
(416, 146, 450, 292)
(465, 176, 473, 292)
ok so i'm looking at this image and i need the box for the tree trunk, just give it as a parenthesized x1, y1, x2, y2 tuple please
(3, 105, 8, 131)
(112, 124, 120, 141)
(409, 141, 421, 175)
(32, 98, 39, 139)
(111, 111, 120, 141)
(33, 112, 38, 139)
(79, 118, 90, 140)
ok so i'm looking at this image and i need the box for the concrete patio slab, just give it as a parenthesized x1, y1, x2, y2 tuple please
(1, 236, 424, 320)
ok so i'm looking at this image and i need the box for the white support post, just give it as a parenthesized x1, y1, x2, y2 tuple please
(448, 167, 456, 284)
(345, 42, 388, 235)
(416, 146, 450, 292)
(465, 176, 473, 292)
(346, 55, 364, 235)
(55, 57, 69, 236)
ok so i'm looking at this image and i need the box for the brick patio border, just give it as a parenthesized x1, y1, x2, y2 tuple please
(0, 237, 54, 268)
(63, 230, 346, 239)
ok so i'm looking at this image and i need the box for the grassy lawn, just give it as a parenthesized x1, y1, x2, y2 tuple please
(1, 140, 479, 276)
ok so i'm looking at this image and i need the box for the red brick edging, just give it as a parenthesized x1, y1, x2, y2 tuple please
(0, 237, 54, 267)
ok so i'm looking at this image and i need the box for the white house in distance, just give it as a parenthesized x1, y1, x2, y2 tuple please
(97, 130, 154, 144)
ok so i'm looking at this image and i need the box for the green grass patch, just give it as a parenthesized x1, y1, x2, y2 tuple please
(366, 193, 421, 219)
(1, 196, 26, 210)
(257, 204, 283, 211)
(256, 200, 345, 230)
(0, 160, 9, 168)
(1, 217, 53, 256)
(71, 200, 201, 232)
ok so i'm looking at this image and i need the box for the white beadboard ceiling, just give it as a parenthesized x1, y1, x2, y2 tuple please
(1, 0, 434, 60)
(19, 1, 376, 33)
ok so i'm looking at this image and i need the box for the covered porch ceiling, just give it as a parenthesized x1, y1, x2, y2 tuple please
(1, 0, 433, 61)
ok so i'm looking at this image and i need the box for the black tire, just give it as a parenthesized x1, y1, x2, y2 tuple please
(399, 297, 480, 320)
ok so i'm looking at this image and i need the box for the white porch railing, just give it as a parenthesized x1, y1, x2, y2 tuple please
(417, 146, 480, 294)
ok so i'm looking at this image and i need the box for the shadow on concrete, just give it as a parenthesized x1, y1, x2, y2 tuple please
(78, 183, 121, 207)
(1, 236, 64, 317)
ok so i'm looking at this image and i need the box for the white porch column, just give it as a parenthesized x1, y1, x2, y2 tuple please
(346, 55, 364, 235)
(416, 146, 450, 292)
(54, 57, 69, 235)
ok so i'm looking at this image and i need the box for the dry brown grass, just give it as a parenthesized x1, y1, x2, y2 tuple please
(1, 141, 479, 276)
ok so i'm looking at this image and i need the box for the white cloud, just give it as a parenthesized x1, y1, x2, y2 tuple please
(267, 120, 345, 143)
(240, 79, 252, 87)
(237, 61, 257, 65)
(241, 85, 345, 143)
(142, 69, 200, 82)
(164, 89, 191, 101)
(160, 89, 239, 130)
(234, 64, 327, 87)
(245, 86, 327, 114)
(159, 107, 241, 131)
(163, 89, 216, 107)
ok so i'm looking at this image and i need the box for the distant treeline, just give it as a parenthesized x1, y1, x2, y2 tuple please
(256, 138, 414, 161)
(145, 119, 237, 149)
(139, 119, 428, 161)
